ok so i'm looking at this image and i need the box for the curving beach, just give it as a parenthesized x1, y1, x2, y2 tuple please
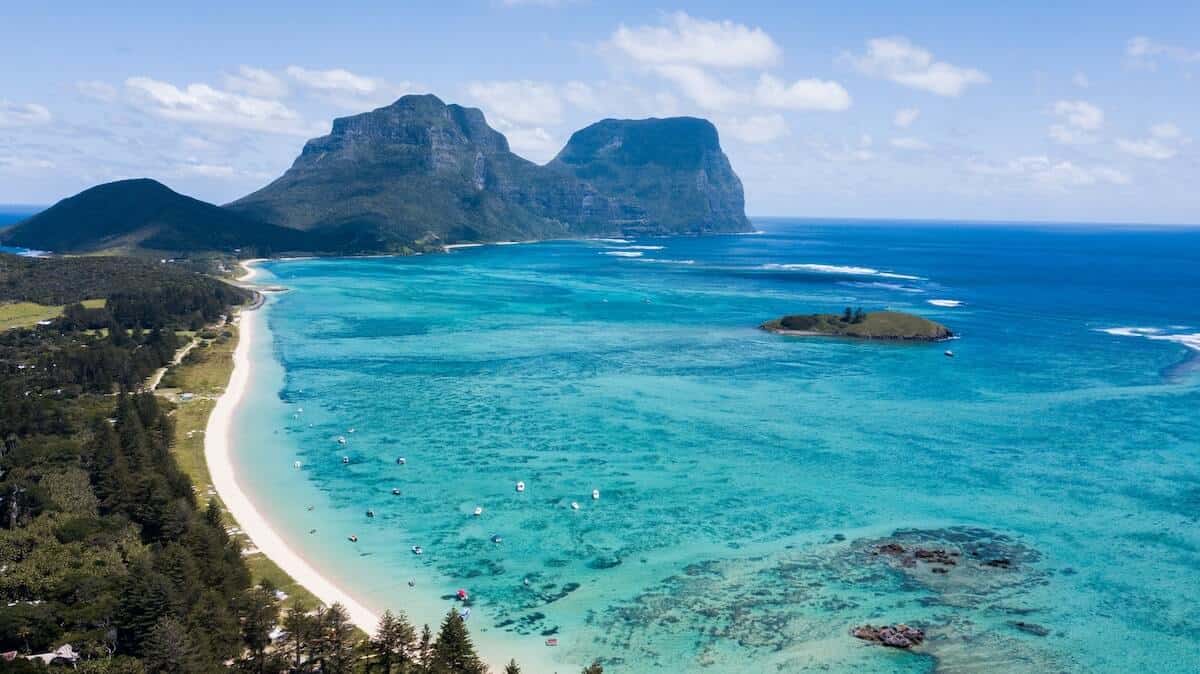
(205, 270, 381, 632)
(207, 260, 559, 672)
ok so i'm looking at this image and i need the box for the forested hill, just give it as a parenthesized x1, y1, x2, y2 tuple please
(1, 252, 248, 310)
(0, 178, 318, 256)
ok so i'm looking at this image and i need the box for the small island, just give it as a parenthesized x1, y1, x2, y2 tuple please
(761, 308, 953, 341)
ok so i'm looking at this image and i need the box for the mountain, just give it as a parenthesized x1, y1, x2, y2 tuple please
(227, 94, 750, 248)
(0, 178, 315, 255)
(546, 117, 749, 235)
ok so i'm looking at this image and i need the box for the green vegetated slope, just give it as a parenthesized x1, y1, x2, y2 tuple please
(762, 310, 953, 341)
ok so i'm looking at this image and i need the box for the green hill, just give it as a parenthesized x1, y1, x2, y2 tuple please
(0, 178, 316, 255)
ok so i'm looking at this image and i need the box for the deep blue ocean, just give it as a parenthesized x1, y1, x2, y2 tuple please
(235, 219, 1200, 672)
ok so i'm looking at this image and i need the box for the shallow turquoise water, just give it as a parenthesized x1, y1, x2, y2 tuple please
(233, 220, 1200, 672)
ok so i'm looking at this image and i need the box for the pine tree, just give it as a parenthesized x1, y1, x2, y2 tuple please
(581, 662, 604, 674)
(842, 306, 853, 322)
(431, 608, 486, 674)
(143, 616, 204, 673)
(238, 584, 279, 672)
(281, 602, 315, 672)
(371, 609, 418, 673)
(417, 624, 434, 673)
(504, 659, 522, 674)
(320, 603, 358, 674)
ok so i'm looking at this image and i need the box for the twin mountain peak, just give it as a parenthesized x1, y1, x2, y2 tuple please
(4, 94, 752, 255)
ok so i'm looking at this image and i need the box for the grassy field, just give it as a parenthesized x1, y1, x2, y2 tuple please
(161, 318, 319, 610)
(0, 297, 105, 331)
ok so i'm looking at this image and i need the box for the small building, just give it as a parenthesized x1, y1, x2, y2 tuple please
(27, 643, 80, 666)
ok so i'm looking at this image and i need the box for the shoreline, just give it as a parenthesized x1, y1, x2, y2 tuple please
(210, 259, 557, 672)
(204, 289, 382, 633)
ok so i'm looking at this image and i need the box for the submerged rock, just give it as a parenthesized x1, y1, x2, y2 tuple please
(852, 623, 926, 649)
(1009, 621, 1051, 637)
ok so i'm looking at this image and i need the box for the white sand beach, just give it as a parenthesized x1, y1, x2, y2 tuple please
(205, 290, 381, 632)
(207, 260, 560, 672)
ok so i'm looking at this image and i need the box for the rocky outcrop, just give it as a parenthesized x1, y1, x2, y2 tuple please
(851, 624, 926, 649)
(227, 95, 751, 251)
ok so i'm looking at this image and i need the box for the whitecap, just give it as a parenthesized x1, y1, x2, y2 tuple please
(1098, 326, 1163, 337)
(616, 245, 665, 251)
(843, 281, 924, 293)
(637, 258, 696, 265)
(1098, 327, 1200, 352)
(592, 238, 630, 244)
(603, 251, 644, 258)
(758, 263, 922, 281)
(928, 299, 964, 307)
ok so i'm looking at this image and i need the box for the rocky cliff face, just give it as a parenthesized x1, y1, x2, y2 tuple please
(227, 95, 750, 249)
(546, 117, 750, 235)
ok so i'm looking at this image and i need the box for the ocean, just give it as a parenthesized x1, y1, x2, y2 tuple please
(232, 219, 1200, 672)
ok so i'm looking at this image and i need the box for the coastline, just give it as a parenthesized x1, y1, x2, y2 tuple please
(204, 281, 383, 632)
(209, 259, 560, 672)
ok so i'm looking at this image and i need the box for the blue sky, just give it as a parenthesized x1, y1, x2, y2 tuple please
(1, 1, 1198, 223)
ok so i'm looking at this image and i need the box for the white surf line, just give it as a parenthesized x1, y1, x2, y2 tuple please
(205, 303, 380, 633)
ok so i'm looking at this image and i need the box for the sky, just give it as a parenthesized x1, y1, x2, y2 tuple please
(1, 1, 1198, 224)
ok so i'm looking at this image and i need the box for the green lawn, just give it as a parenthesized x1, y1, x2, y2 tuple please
(0, 298, 106, 331)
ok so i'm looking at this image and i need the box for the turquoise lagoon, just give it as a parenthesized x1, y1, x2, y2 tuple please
(231, 220, 1200, 672)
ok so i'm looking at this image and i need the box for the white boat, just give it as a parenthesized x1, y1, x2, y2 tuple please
(337, 436, 347, 445)
(570, 501, 580, 510)
(491, 535, 503, 544)
(411, 545, 423, 555)
(473, 506, 483, 517)
(944, 350, 955, 358)
(293, 460, 302, 469)
(348, 535, 358, 543)
(341, 456, 350, 464)
(396, 457, 406, 465)
(592, 489, 600, 500)
(516, 481, 526, 493)
(392, 488, 402, 496)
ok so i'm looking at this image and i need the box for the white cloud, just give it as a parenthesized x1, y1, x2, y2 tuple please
(809, 135, 876, 163)
(286, 66, 378, 94)
(1126, 36, 1200, 67)
(0, 101, 52, 127)
(1072, 71, 1090, 88)
(466, 80, 565, 125)
(1117, 123, 1190, 160)
(610, 12, 780, 69)
(1052, 100, 1103, 130)
(225, 66, 289, 98)
(723, 114, 789, 144)
(77, 80, 118, 102)
(176, 162, 236, 178)
(652, 64, 740, 110)
(1048, 100, 1103, 145)
(489, 118, 561, 162)
(968, 155, 1130, 189)
(754, 74, 851, 111)
(285, 66, 415, 110)
(0, 154, 56, 171)
(845, 37, 989, 96)
(124, 76, 309, 135)
(893, 107, 920, 128)
(890, 137, 930, 151)
(563, 81, 599, 110)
